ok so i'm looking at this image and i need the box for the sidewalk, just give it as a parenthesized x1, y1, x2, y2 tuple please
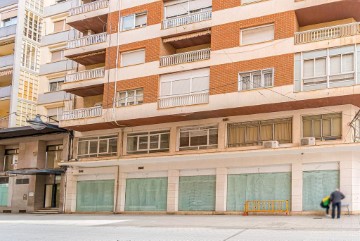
(1, 214, 359, 230)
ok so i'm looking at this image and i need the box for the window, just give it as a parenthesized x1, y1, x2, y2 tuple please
(46, 145, 63, 168)
(16, 179, 29, 185)
(3, 149, 19, 172)
(127, 131, 170, 154)
(227, 118, 292, 147)
(117, 88, 144, 107)
(121, 12, 147, 31)
(296, 46, 356, 91)
(23, 10, 41, 42)
(242, 0, 262, 4)
(3, 17, 17, 27)
(179, 125, 218, 151)
(49, 80, 64, 92)
(78, 135, 118, 158)
(239, 68, 273, 91)
(47, 107, 63, 123)
(53, 19, 70, 33)
(51, 50, 64, 62)
(241, 24, 274, 45)
(303, 113, 342, 141)
(164, 0, 212, 19)
(121, 49, 145, 67)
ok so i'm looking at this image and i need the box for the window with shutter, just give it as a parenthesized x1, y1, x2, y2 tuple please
(121, 49, 145, 67)
(53, 20, 65, 33)
(51, 50, 63, 62)
(241, 24, 274, 45)
(121, 12, 147, 31)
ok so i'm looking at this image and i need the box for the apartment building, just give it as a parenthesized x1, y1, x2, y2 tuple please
(41, 0, 360, 214)
(0, 0, 43, 128)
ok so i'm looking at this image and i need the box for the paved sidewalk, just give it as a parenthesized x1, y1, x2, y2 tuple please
(0, 214, 359, 241)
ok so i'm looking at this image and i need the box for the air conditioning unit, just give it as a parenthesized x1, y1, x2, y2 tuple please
(263, 141, 279, 149)
(301, 137, 316, 146)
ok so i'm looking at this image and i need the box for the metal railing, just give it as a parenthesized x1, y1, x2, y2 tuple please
(160, 48, 211, 67)
(69, 0, 109, 16)
(65, 67, 105, 83)
(243, 200, 289, 215)
(162, 11, 212, 29)
(62, 106, 102, 120)
(295, 22, 360, 44)
(67, 32, 107, 49)
(158, 92, 209, 109)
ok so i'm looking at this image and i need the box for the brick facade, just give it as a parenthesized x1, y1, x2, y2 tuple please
(213, 0, 241, 11)
(210, 54, 294, 95)
(212, 11, 297, 51)
(102, 75, 159, 108)
(106, 38, 161, 69)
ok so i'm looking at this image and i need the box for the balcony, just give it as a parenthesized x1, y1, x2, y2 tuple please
(62, 106, 102, 120)
(0, 0, 18, 8)
(158, 92, 209, 109)
(67, 32, 107, 49)
(0, 117, 9, 129)
(39, 59, 76, 76)
(66, 68, 105, 82)
(160, 48, 210, 67)
(67, 0, 109, 33)
(63, 68, 105, 96)
(295, 22, 360, 44)
(0, 25, 16, 40)
(162, 11, 212, 29)
(65, 33, 107, 65)
(0, 55, 14, 69)
(69, 0, 109, 16)
(38, 91, 71, 105)
(44, 0, 73, 17)
(0, 86, 11, 99)
(42, 30, 75, 46)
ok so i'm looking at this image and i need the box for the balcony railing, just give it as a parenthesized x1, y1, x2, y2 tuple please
(160, 48, 211, 67)
(62, 106, 102, 120)
(162, 11, 212, 29)
(0, 55, 14, 69)
(158, 92, 209, 109)
(0, 24, 16, 39)
(65, 67, 105, 83)
(69, 0, 109, 16)
(0, 86, 11, 99)
(295, 22, 360, 44)
(67, 32, 107, 49)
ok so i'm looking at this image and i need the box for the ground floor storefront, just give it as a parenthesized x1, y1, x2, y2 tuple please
(63, 145, 360, 214)
(0, 174, 64, 213)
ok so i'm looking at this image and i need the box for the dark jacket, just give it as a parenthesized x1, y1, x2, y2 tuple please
(330, 190, 345, 204)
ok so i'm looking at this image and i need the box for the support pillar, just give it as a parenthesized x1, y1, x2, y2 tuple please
(215, 167, 227, 212)
(167, 169, 179, 212)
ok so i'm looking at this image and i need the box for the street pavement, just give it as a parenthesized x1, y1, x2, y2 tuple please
(0, 214, 359, 241)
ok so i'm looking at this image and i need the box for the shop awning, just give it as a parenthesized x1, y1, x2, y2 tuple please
(0, 125, 68, 140)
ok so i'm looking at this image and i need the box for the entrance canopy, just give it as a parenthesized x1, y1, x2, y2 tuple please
(6, 168, 65, 175)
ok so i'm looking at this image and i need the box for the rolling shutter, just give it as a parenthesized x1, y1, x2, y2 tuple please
(241, 24, 274, 45)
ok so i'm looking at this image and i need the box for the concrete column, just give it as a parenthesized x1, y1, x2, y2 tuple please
(117, 172, 127, 212)
(169, 126, 177, 154)
(351, 157, 360, 212)
(215, 167, 227, 212)
(0, 145, 5, 172)
(64, 168, 77, 213)
(292, 113, 301, 146)
(291, 162, 303, 212)
(218, 122, 226, 151)
(167, 169, 179, 213)
(340, 159, 353, 211)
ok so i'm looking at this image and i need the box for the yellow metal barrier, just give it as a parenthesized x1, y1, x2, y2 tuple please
(243, 200, 289, 215)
